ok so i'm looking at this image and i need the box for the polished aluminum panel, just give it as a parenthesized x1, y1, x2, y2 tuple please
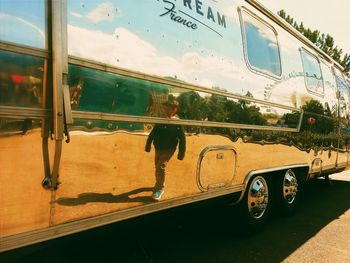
(67, 64, 300, 130)
(0, 118, 53, 237)
(2, 0, 350, 250)
(0, 0, 46, 49)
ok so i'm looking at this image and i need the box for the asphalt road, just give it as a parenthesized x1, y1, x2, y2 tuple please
(2, 173, 350, 263)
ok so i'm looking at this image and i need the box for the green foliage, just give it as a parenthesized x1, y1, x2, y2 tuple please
(278, 9, 349, 73)
(302, 99, 324, 115)
(177, 91, 267, 125)
(301, 99, 336, 134)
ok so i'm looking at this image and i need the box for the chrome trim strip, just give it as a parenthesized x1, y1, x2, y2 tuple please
(0, 41, 49, 58)
(52, 0, 66, 140)
(71, 111, 299, 132)
(234, 163, 309, 205)
(68, 56, 300, 113)
(0, 106, 51, 119)
(0, 185, 242, 252)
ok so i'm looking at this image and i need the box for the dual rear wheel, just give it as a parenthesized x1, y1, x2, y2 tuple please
(240, 169, 299, 231)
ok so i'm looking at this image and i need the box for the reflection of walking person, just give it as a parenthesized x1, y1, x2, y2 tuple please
(145, 98, 186, 201)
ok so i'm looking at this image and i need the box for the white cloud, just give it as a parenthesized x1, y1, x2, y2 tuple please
(86, 2, 117, 23)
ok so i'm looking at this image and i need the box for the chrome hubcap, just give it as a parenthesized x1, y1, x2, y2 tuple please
(247, 176, 269, 219)
(283, 169, 298, 204)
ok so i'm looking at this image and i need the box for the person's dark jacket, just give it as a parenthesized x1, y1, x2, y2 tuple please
(145, 124, 186, 160)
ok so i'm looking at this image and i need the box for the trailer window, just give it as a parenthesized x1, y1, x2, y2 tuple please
(334, 68, 349, 118)
(320, 62, 337, 115)
(239, 8, 281, 78)
(300, 48, 324, 95)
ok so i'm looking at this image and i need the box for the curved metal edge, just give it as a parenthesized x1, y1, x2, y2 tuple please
(232, 163, 309, 205)
(71, 111, 299, 132)
(196, 145, 237, 192)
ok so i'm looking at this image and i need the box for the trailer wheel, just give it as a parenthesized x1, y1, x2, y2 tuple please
(276, 169, 298, 215)
(239, 175, 270, 232)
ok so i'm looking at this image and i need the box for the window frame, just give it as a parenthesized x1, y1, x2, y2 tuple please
(299, 47, 325, 97)
(238, 6, 282, 80)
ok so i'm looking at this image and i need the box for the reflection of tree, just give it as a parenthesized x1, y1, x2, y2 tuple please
(300, 99, 336, 134)
(177, 91, 267, 125)
(278, 9, 350, 73)
(177, 91, 208, 120)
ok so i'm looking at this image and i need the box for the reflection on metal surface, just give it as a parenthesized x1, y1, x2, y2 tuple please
(283, 169, 298, 204)
(0, 50, 46, 108)
(0, 118, 52, 237)
(0, 117, 40, 136)
(310, 158, 323, 177)
(300, 48, 324, 96)
(2, 0, 350, 252)
(67, 64, 300, 131)
(196, 146, 236, 191)
(247, 176, 269, 219)
(239, 7, 281, 78)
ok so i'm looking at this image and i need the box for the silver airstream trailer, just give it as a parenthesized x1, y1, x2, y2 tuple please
(1, 0, 349, 251)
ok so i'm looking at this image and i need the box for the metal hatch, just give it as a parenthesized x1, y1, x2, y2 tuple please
(196, 146, 237, 191)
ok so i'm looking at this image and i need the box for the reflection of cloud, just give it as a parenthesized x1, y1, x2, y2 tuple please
(70, 11, 83, 19)
(68, 25, 253, 90)
(0, 12, 45, 41)
(86, 2, 118, 23)
(68, 25, 182, 77)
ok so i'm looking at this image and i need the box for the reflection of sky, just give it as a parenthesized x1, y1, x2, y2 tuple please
(301, 51, 321, 78)
(67, 0, 253, 94)
(69, 0, 241, 59)
(244, 22, 281, 76)
(0, 0, 45, 48)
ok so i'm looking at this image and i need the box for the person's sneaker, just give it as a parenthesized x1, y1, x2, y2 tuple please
(152, 189, 164, 201)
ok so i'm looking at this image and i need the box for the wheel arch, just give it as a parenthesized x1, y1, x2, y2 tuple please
(235, 163, 309, 205)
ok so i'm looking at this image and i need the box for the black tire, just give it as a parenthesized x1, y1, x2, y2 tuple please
(274, 169, 299, 216)
(238, 175, 271, 233)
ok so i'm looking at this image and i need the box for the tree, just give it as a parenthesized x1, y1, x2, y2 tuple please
(278, 10, 349, 73)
